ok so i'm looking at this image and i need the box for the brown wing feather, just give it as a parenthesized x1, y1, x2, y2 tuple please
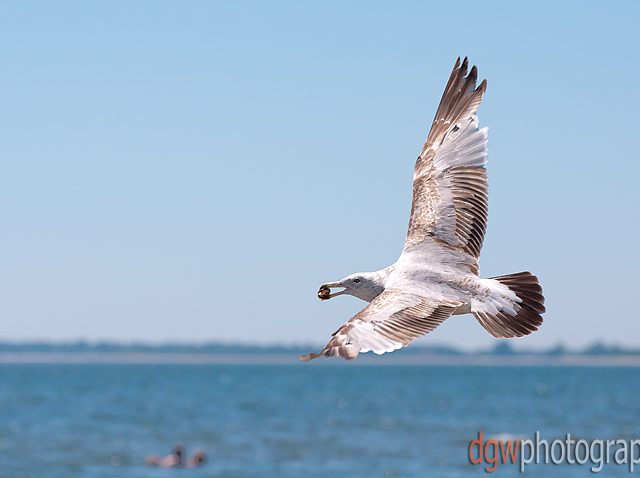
(419, 58, 487, 159)
(405, 58, 489, 270)
(300, 290, 461, 361)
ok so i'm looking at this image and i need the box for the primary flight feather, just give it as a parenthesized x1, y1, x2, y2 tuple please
(302, 58, 545, 361)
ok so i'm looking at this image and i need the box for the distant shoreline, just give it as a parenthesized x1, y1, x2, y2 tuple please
(2, 340, 640, 365)
(2, 352, 640, 366)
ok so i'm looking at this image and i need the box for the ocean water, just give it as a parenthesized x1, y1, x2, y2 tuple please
(0, 364, 639, 478)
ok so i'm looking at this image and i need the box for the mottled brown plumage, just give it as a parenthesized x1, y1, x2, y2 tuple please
(406, 57, 489, 271)
(302, 290, 462, 360)
(303, 58, 546, 361)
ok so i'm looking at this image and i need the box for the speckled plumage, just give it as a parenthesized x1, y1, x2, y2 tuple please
(302, 58, 545, 362)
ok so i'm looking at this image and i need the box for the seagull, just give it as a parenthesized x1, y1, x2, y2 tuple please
(301, 57, 545, 361)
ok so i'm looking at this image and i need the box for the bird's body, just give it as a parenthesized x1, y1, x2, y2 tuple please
(303, 58, 545, 361)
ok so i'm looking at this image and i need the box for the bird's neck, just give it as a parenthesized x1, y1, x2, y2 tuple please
(372, 264, 395, 286)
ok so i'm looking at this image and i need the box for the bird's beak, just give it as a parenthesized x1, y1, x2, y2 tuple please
(317, 281, 347, 300)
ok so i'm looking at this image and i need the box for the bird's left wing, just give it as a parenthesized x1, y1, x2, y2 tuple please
(300, 289, 462, 361)
(404, 58, 489, 274)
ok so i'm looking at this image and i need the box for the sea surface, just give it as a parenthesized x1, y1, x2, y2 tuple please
(0, 364, 639, 478)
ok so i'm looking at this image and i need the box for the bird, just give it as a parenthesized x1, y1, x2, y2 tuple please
(301, 57, 546, 361)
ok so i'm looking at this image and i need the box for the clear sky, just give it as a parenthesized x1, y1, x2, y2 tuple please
(1, 1, 638, 350)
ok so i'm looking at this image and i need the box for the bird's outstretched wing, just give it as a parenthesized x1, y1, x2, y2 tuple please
(300, 289, 462, 361)
(404, 57, 489, 274)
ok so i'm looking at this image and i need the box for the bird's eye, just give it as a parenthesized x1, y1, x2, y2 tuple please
(353, 278, 361, 283)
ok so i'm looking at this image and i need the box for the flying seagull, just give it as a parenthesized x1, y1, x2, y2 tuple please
(301, 57, 545, 361)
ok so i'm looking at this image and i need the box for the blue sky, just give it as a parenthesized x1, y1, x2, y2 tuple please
(1, 1, 638, 350)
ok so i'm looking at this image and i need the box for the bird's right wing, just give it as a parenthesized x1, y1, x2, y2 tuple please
(404, 58, 489, 274)
(300, 289, 462, 361)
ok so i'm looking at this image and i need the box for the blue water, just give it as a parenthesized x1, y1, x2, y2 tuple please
(0, 365, 639, 477)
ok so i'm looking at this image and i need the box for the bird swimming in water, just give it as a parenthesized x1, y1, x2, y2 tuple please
(302, 57, 546, 361)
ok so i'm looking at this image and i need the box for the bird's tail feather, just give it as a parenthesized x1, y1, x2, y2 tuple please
(473, 271, 545, 338)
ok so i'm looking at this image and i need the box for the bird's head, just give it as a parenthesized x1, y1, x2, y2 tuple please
(317, 272, 384, 302)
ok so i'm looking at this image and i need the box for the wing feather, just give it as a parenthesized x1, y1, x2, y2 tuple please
(300, 290, 461, 361)
(404, 58, 489, 273)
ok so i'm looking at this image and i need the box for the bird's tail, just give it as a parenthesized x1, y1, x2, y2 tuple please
(472, 271, 545, 338)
